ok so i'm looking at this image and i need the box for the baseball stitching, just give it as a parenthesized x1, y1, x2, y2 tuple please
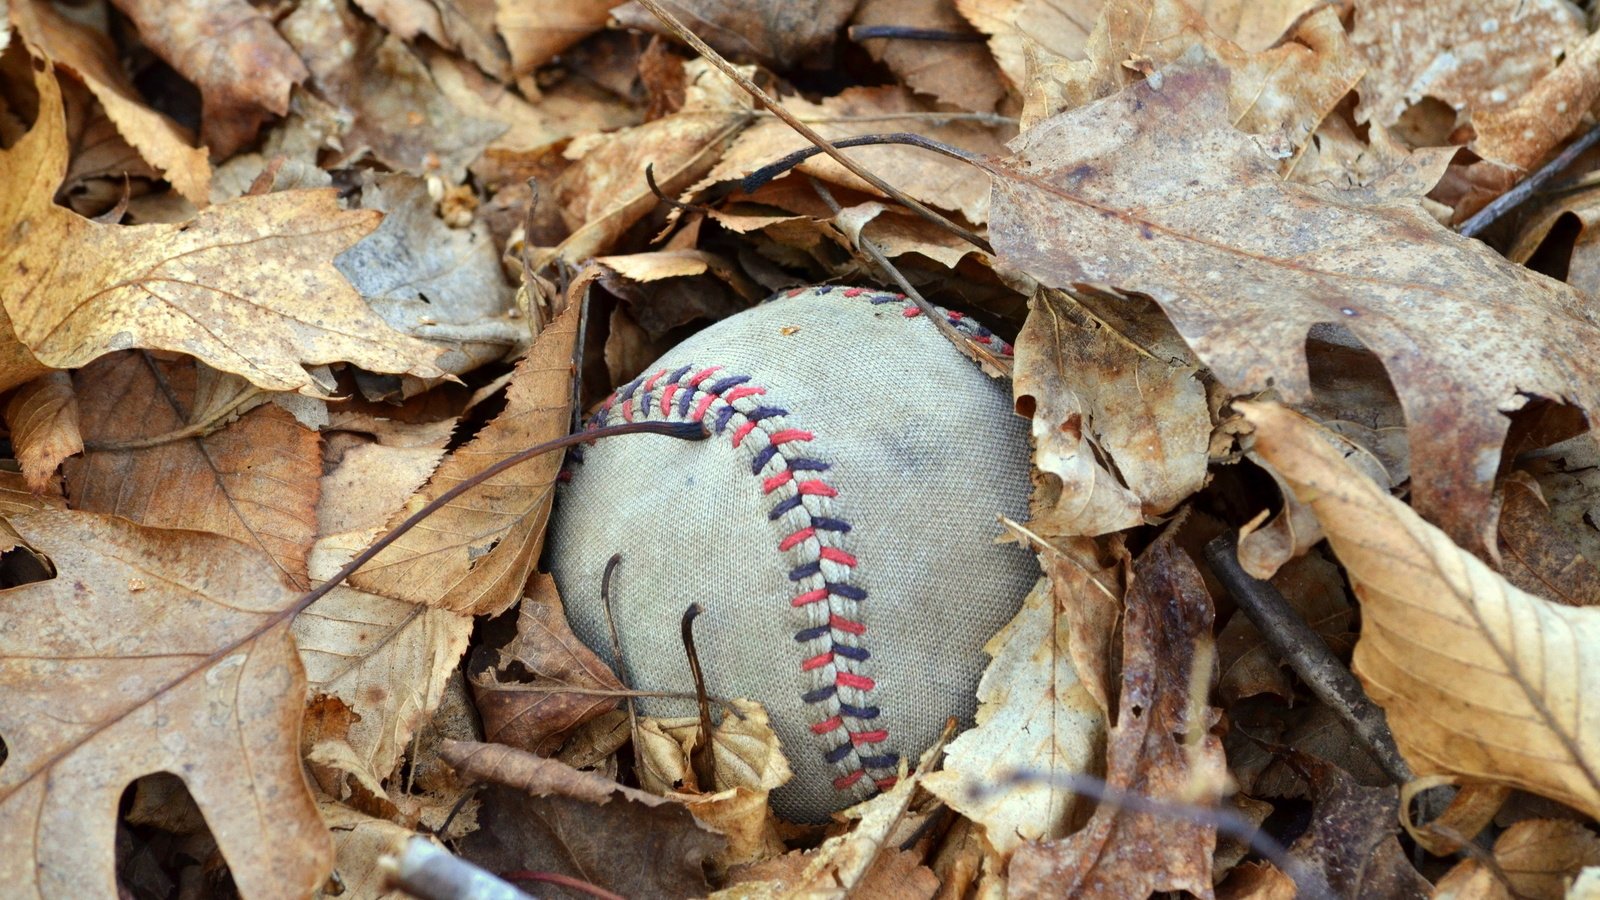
(570, 287, 1012, 799)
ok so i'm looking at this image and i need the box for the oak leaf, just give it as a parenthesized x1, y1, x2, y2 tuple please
(0, 62, 446, 394)
(1243, 400, 1600, 820)
(0, 511, 328, 899)
(986, 55, 1600, 550)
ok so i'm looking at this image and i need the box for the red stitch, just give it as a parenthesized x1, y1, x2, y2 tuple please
(768, 428, 814, 445)
(661, 382, 681, 413)
(902, 307, 921, 318)
(785, 287, 805, 298)
(947, 310, 965, 320)
(977, 335, 992, 344)
(811, 715, 843, 734)
(820, 547, 857, 566)
(621, 398, 635, 422)
(843, 287, 867, 297)
(643, 368, 667, 391)
(829, 614, 866, 635)
(797, 481, 838, 497)
(801, 651, 834, 671)
(779, 527, 816, 551)
(689, 365, 722, 386)
(723, 385, 766, 403)
(833, 770, 866, 790)
(762, 471, 793, 493)
(731, 420, 759, 448)
(876, 776, 898, 790)
(691, 393, 717, 421)
(837, 672, 875, 690)
(792, 588, 828, 606)
(850, 730, 889, 745)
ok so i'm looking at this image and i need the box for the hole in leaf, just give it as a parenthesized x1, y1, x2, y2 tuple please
(118, 774, 232, 900)
(1523, 211, 1582, 284)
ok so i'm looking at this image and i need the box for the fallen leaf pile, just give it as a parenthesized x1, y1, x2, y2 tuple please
(5, 0, 1600, 897)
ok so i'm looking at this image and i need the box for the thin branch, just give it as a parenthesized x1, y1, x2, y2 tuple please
(380, 838, 536, 900)
(1458, 120, 1600, 238)
(847, 25, 986, 42)
(631, 0, 992, 254)
(743, 132, 980, 195)
(765, 111, 1019, 127)
(1204, 533, 1413, 786)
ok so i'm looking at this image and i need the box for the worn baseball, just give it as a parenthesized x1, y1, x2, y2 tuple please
(550, 285, 1037, 822)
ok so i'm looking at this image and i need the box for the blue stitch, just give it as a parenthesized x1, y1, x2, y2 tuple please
(833, 644, 869, 662)
(751, 444, 781, 474)
(706, 375, 751, 394)
(677, 387, 696, 416)
(668, 364, 692, 384)
(829, 583, 867, 601)
(825, 742, 854, 763)
(639, 389, 653, 418)
(816, 285, 836, 294)
(713, 405, 736, 434)
(813, 517, 851, 532)
(794, 624, 831, 642)
(790, 459, 829, 471)
(616, 376, 645, 401)
(975, 326, 993, 337)
(869, 294, 899, 305)
(769, 495, 802, 518)
(746, 405, 788, 422)
(860, 753, 899, 768)
(803, 685, 837, 702)
(789, 561, 821, 581)
(840, 703, 879, 719)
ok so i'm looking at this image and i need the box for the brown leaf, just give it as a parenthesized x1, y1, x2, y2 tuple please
(1244, 400, 1600, 820)
(1008, 529, 1224, 898)
(729, 848, 941, 899)
(1497, 473, 1600, 607)
(65, 353, 321, 589)
(1511, 183, 1600, 300)
(1284, 755, 1430, 899)
(0, 62, 446, 393)
(921, 575, 1105, 859)
(107, 0, 310, 159)
(319, 802, 417, 900)
(986, 55, 1600, 550)
(1217, 551, 1354, 704)
(954, 0, 1098, 88)
(1013, 287, 1210, 538)
(280, 0, 506, 182)
(473, 573, 626, 756)
(852, 0, 1008, 112)
(444, 739, 726, 898)
(9, 0, 210, 203)
(612, 0, 858, 70)
(0, 511, 328, 899)
(1435, 819, 1600, 900)
(1217, 861, 1298, 900)
(1350, 0, 1583, 136)
(5, 370, 81, 492)
(351, 304, 576, 615)
(1469, 29, 1600, 174)
(495, 0, 625, 76)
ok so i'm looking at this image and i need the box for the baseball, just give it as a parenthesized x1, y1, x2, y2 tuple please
(549, 284, 1038, 822)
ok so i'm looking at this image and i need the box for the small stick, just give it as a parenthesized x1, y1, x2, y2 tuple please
(504, 870, 626, 900)
(381, 838, 535, 900)
(681, 603, 718, 790)
(631, 0, 992, 254)
(847, 25, 986, 42)
(742, 133, 980, 194)
(599, 553, 641, 744)
(1203, 533, 1413, 786)
(1457, 120, 1600, 238)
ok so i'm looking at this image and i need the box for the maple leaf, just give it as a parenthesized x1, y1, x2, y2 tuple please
(0, 59, 445, 394)
(985, 54, 1600, 549)
(0, 511, 327, 899)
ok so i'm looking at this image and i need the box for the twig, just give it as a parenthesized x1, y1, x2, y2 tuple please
(645, 162, 716, 214)
(742, 132, 980, 194)
(807, 176, 1012, 376)
(847, 25, 986, 42)
(1457, 120, 1600, 238)
(765, 111, 1018, 127)
(632, 0, 992, 254)
(503, 870, 626, 900)
(599, 553, 641, 745)
(381, 838, 536, 900)
(680, 603, 717, 790)
(1203, 533, 1413, 786)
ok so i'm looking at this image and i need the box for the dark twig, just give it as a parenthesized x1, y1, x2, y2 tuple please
(806, 176, 1012, 376)
(632, 0, 992, 254)
(599, 554, 641, 741)
(985, 770, 1333, 900)
(1204, 533, 1413, 786)
(645, 162, 716, 214)
(743, 133, 980, 195)
(680, 603, 718, 790)
(847, 25, 986, 42)
(1457, 120, 1600, 238)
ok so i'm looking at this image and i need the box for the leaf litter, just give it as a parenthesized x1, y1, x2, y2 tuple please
(5, 0, 1600, 897)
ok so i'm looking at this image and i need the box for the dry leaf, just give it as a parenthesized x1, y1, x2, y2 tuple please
(445, 739, 726, 898)
(1283, 754, 1430, 899)
(954, 0, 1099, 88)
(318, 801, 418, 900)
(4, 370, 80, 491)
(1243, 400, 1600, 820)
(1469, 29, 1600, 174)
(472, 572, 626, 756)
(495, 0, 625, 76)
(612, 0, 859, 70)
(986, 55, 1600, 550)
(0, 61, 446, 394)
(107, 0, 310, 158)
(9, 1, 211, 203)
(922, 576, 1105, 859)
(0, 511, 328, 899)
(1217, 551, 1354, 704)
(1009, 529, 1223, 899)
(1498, 473, 1600, 607)
(351, 304, 576, 615)
(1013, 287, 1209, 538)
(1435, 819, 1600, 900)
(852, 0, 1008, 113)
